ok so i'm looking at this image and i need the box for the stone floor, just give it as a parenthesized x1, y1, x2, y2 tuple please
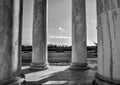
(22, 63, 97, 85)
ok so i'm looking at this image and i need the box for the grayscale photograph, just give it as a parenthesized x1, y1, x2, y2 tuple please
(0, 0, 119, 85)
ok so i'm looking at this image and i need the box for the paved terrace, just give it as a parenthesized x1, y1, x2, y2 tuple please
(22, 61, 97, 85)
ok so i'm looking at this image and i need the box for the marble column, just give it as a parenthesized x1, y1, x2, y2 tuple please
(31, 0, 48, 70)
(70, 0, 88, 70)
(0, 0, 25, 84)
(93, 0, 120, 85)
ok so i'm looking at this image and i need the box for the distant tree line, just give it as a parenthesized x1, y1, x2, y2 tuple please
(22, 45, 32, 52)
(22, 44, 97, 53)
(48, 44, 71, 52)
(87, 46, 97, 53)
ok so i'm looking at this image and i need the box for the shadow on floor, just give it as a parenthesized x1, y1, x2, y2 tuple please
(23, 68, 96, 85)
(22, 67, 42, 74)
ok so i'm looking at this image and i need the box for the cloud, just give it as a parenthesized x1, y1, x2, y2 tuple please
(87, 37, 97, 46)
(58, 27, 64, 31)
(50, 36, 71, 39)
(48, 35, 72, 46)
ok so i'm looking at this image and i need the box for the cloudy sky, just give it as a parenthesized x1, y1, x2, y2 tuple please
(22, 0, 97, 46)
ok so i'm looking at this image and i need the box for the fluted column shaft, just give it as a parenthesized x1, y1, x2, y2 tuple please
(71, 0, 88, 70)
(93, 0, 120, 85)
(0, 0, 24, 84)
(31, 0, 48, 70)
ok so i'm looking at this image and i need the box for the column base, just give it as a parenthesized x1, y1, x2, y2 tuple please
(0, 73, 25, 85)
(92, 73, 120, 85)
(31, 63, 49, 71)
(70, 63, 89, 71)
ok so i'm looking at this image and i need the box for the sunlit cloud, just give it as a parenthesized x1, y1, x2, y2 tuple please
(58, 27, 64, 31)
(50, 36, 71, 39)
(48, 35, 72, 46)
(87, 37, 96, 46)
